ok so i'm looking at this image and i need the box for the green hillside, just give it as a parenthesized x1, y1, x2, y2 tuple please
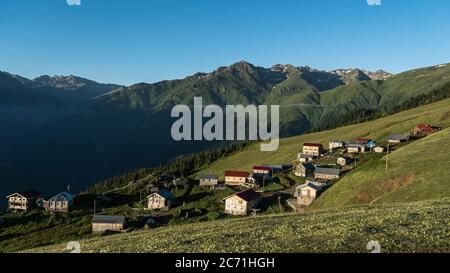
(198, 98, 450, 207)
(4, 62, 450, 199)
(311, 127, 450, 209)
(5, 81, 450, 254)
(92, 62, 450, 134)
(27, 199, 450, 253)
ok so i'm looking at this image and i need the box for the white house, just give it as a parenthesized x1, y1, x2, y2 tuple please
(224, 171, 250, 186)
(6, 191, 42, 213)
(347, 144, 366, 154)
(337, 157, 352, 166)
(388, 134, 410, 144)
(294, 162, 315, 177)
(224, 189, 261, 215)
(297, 153, 315, 163)
(329, 140, 344, 151)
(294, 183, 323, 206)
(92, 215, 127, 233)
(147, 190, 176, 210)
(199, 174, 219, 187)
(45, 192, 74, 213)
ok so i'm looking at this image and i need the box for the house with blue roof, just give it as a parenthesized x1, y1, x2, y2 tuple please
(45, 192, 74, 213)
(147, 189, 176, 211)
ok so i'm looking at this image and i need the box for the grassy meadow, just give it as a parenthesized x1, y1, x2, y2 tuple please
(27, 199, 450, 253)
(198, 98, 450, 208)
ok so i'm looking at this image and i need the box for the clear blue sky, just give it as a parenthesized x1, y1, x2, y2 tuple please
(1, 0, 450, 85)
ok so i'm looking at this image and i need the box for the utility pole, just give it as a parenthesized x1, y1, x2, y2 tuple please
(93, 199, 96, 215)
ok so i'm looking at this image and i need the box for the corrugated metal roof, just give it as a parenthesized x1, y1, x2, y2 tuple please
(354, 138, 370, 143)
(315, 167, 341, 176)
(48, 192, 74, 202)
(297, 182, 322, 191)
(389, 134, 409, 141)
(347, 144, 365, 148)
(301, 163, 316, 170)
(149, 190, 176, 201)
(235, 189, 261, 202)
(199, 174, 218, 180)
(92, 215, 126, 224)
(303, 143, 322, 147)
(224, 171, 249, 178)
(253, 166, 272, 171)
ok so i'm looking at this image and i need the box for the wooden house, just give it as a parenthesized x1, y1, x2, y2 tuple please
(388, 134, 410, 144)
(353, 138, 376, 149)
(412, 124, 441, 136)
(337, 157, 353, 166)
(6, 190, 42, 212)
(252, 166, 272, 182)
(92, 215, 127, 233)
(224, 171, 250, 186)
(302, 143, 324, 156)
(294, 162, 315, 178)
(329, 140, 344, 151)
(347, 144, 366, 153)
(224, 189, 261, 216)
(314, 167, 341, 180)
(252, 166, 272, 176)
(297, 153, 315, 163)
(353, 138, 371, 145)
(199, 174, 219, 187)
(147, 190, 176, 211)
(45, 192, 74, 213)
(294, 183, 323, 206)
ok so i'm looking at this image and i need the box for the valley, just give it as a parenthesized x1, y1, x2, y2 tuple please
(1, 97, 450, 253)
(1, 62, 450, 199)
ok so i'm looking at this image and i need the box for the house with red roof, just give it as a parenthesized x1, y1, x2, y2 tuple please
(252, 166, 272, 175)
(302, 143, 324, 156)
(224, 189, 262, 215)
(412, 124, 442, 136)
(6, 190, 42, 212)
(224, 171, 250, 186)
(252, 166, 273, 182)
(353, 138, 371, 145)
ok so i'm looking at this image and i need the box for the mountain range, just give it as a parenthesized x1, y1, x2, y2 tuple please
(1, 61, 450, 199)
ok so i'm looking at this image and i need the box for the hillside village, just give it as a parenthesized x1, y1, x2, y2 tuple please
(2, 123, 442, 236)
